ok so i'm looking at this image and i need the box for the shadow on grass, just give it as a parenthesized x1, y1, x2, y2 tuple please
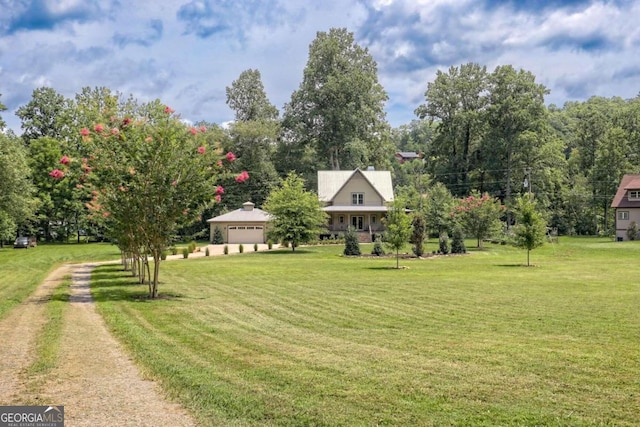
(88, 264, 187, 302)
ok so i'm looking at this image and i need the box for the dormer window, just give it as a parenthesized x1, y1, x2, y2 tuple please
(352, 193, 364, 205)
(629, 190, 640, 200)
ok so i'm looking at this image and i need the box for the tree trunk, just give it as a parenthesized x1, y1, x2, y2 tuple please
(151, 254, 161, 299)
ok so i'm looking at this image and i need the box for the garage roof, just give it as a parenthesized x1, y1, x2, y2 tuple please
(207, 202, 272, 223)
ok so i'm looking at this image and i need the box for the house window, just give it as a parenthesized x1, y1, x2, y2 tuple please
(371, 215, 377, 224)
(618, 211, 629, 220)
(629, 191, 640, 200)
(351, 216, 364, 230)
(339, 215, 344, 224)
(352, 193, 364, 205)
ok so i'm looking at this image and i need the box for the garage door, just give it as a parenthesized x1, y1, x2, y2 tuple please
(228, 225, 264, 244)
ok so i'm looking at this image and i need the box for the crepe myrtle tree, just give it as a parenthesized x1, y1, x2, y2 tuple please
(453, 191, 505, 248)
(51, 100, 248, 298)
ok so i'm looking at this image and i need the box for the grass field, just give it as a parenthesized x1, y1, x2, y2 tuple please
(87, 238, 640, 426)
(0, 243, 120, 320)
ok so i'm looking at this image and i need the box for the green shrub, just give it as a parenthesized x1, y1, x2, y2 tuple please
(439, 232, 450, 255)
(451, 227, 466, 254)
(239, 244, 244, 253)
(343, 227, 361, 256)
(161, 251, 168, 260)
(267, 240, 273, 250)
(170, 246, 178, 255)
(371, 238, 385, 256)
(212, 226, 224, 244)
(188, 241, 197, 253)
(254, 243, 258, 252)
(182, 248, 189, 259)
(626, 221, 638, 241)
(223, 245, 229, 255)
(282, 241, 289, 248)
(205, 247, 210, 256)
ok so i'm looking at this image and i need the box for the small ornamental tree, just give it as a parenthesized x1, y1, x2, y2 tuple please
(383, 197, 413, 269)
(263, 172, 327, 252)
(513, 194, 547, 266)
(343, 226, 361, 256)
(453, 191, 505, 248)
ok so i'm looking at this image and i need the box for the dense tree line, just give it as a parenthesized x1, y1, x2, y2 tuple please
(2, 27, 639, 252)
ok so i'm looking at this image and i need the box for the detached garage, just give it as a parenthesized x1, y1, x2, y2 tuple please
(207, 202, 271, 244)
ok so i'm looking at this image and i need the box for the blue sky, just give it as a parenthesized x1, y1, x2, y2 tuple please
(1, 0, 639, 134)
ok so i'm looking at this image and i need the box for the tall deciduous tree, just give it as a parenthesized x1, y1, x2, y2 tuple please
(513, 195, 547, 266)
(226, 69, 279, 122)
(416, 63, 488, 196)
(484, 65, 549, 207)
(0, 133, 36, 242)
(383, 197, 413, 269)
(263, 172, 327, 251)
(16, 87, 68, 144)
(0, 94, 7, 130)
(281, 27, 392, 182)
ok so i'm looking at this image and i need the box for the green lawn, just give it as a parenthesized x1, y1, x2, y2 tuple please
(89, 238, 640, 426)
(0, 243, 120, 320)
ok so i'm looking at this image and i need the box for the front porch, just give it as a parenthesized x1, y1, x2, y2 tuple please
(322, 211, 386, 243)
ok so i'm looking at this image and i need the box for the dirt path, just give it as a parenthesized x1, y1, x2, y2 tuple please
(0, 244, 278, 425)
(0, 265, 72, 404)
(0, 263, 196, 426)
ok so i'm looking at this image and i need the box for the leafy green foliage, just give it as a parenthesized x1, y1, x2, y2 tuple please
(263, 172, 327, 252)
(382, 198, 413, 268)
(439, 231, 450, 255)
(371, 237, 385, 256)
(226, 69, 279, 122)
(0, 132, 37, 240)
(512, 195, 547, 266)
(212, 226, 224, 244)
(454, 191, 505, 248)
(410, 213, 426, 257)
(281, 27, 393, 178)
(626, 221, 638, 241)
(343, 227, 361, 256)
(450, 227, 467, 254)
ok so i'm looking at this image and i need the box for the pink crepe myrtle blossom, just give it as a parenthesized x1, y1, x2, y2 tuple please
(76, 184, 84, 189)
(226, 152, 236, 162)
(111, 128, 119, 135)
(189, 127, 198, 135)
(171, 180, 178, 186)
(215, 194, 221, 203)
(199, 126, 207, 133)
(145, 136, 153, 143)
(80, 128, 90, 137)
(216, 160, 223, 168)
(197, 146, 206, 154)
(215, 185, 224, 195)
(59, 155, 70, 165)
(49, 169, 65, 179)
(122, 117, 132, 126)
(235, 170, 249, 183)
(94, 124, 104, 133)
(103, 211, 110, 218)
(164, 105, 174, 114)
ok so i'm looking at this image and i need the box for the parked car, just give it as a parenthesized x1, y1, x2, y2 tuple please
(13, 237, 36, 249)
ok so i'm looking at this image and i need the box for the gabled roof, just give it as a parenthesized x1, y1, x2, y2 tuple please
(612, 174, 640, 208)
(207, 202, 272, 223)
(317, 169, 394, 203)
(396, 151, 421, 159)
